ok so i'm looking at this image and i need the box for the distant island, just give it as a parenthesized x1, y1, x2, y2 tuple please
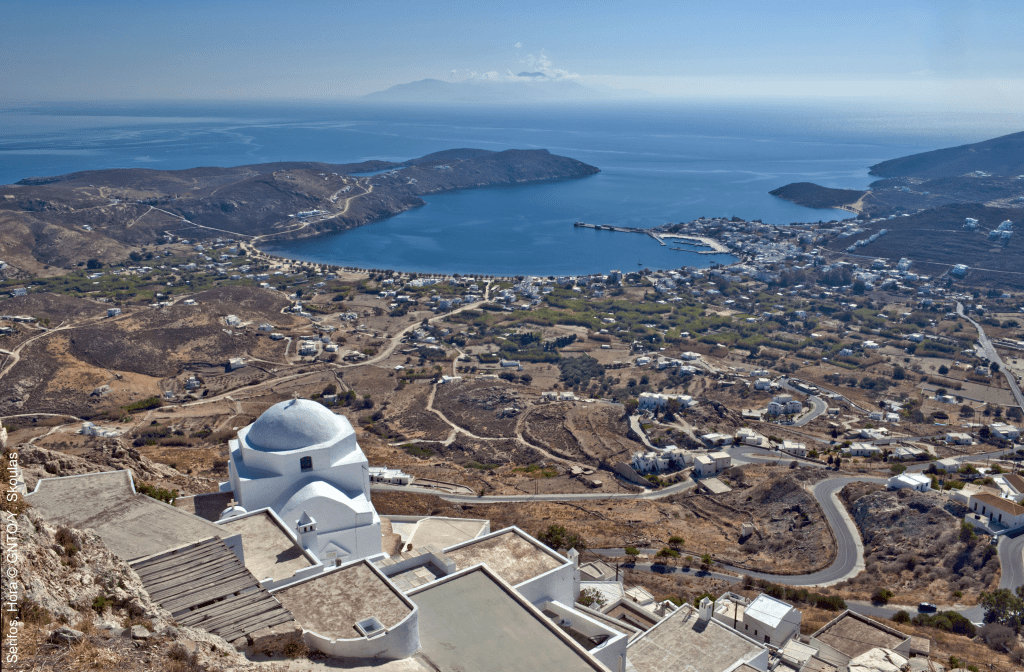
(0, 149, 599, 272)
(362, 77, 607, 104)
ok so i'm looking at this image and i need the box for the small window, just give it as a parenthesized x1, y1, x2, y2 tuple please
(300, 456, 312, 471)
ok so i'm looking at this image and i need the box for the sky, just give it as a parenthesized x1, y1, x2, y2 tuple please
(2, 0, 1023, 108)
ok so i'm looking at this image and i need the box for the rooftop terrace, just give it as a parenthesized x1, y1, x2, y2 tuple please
(627, 604, 766, 672)
(26, 470, 230, 561)
(409, 567, 606, 672)
(273, 561, 413, 640)
(218, 511, 314, 582)
(444, 528, 565, 586)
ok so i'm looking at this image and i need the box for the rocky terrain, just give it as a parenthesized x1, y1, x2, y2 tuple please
(1, 505, 251, 671)
(822, 202, 1024, 274)
(837, 483, 1000, 603)
(0, 286, 299, 418)
(13, 440, 213, 494)
(868, 131, 1024, 179)
(768, 131, 1024, 270)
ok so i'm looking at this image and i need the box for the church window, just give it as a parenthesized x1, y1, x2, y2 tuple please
(300, 456, 312, 471)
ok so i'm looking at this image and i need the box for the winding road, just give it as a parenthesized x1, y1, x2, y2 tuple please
(958, 301, 1024, 412)
(374, 440, 1024, 622)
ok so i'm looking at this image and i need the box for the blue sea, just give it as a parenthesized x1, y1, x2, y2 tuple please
(2, 100, 1021, 276)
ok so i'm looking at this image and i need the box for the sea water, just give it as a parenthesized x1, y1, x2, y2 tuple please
(2, 100, 1020, 275)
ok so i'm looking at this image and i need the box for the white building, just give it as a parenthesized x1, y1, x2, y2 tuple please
(226, 399, 383, 563)
(968, 493, 1024, 529)
(741, 593, 801, 646)
(637, 392, 696, 412)
(781, 440, 807, 457)
(991, 423, 1021, 441)
(736, 428, 767, 448)
(945, 432, 972, 445)
(632, 451, 670, 474)
(694, 452, 731, 477)
(844, 443, 882, 458)
(887, 473, 930, 492)
(107, 307, 121, 317)
(754, 378, 772, 391)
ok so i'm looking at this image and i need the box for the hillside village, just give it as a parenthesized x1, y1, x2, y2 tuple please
(2, 207, 1024, 670)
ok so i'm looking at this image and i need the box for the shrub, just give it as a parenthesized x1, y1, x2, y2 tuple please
(871, 588, 894, 605)
(18, 599, 52, 625)
(137, 482, 179, 505)
(914, 611, 976, 637)
(538, 524, 587, 552)
(405, 444, 433, 458)
(123, 396, 163, 413)
(978, 623, 1016, 651)
(809, 594, 847, 611)
(579, 587, 608, 608)
(892, 610, 911, 624)
(92, 594, 113, 615)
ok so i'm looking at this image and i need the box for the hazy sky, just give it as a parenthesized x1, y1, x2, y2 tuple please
(3, 0, 1023, 107)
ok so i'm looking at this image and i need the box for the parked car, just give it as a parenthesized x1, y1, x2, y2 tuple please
(917, 602, 937, 613)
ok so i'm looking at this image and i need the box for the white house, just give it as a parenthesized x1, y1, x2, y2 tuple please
(781, 440, 807, 457)
(994, 474, 1024, 503)
(226, 399, 383, 563)
(632, 451, 670, 474)
(694, 452, 731, 477)
(637, 392, 695, 412)
(736, 428, 767, 448)
(945, 432, 972, 445)
(991, 423, 1021, 441)
(741, 593, 801, 646)
(844, 443, 882, 458)
(754, 378, 772, 391)
(701, 432, 734, 447)
(887, 473, 930, 492)
(968, 493, 1024, 529)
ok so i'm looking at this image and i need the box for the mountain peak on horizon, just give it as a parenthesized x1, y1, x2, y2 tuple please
(362, 76, 605, 103)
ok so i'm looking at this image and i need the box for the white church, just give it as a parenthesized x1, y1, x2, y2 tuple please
(224, 398, 382, 563)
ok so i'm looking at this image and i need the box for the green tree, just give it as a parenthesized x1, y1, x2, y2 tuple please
(624, 546, 640, 558)
(979, 587, 1024, 629)
(668, 535, 685, 550)
(700, 553, 714, 570)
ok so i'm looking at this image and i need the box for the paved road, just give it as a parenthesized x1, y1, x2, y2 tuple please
(958, 301, 1024, 411)
(786, 376, 871, 414)
(628, 414, 657, 449)
(779, 378, 828, 427)
(999, 528, 1024, 591)
(372, 478, 698, 503)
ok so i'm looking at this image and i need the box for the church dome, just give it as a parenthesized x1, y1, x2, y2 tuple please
(246, 399, 349, 452)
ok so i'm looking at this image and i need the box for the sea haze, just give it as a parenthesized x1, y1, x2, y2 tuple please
(3, 100, 1020, 275)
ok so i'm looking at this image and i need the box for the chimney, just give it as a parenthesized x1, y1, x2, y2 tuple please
(698, 597, 713, 623)
(296, 511, 318, 551)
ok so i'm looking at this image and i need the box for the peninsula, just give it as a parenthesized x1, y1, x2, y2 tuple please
(0, 149, 599, 273)
(768, 130, 1024, 218)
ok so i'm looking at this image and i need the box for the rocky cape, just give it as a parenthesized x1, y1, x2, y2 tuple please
(767, 130, 1024, 217)
(0, 148, 599, 272)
